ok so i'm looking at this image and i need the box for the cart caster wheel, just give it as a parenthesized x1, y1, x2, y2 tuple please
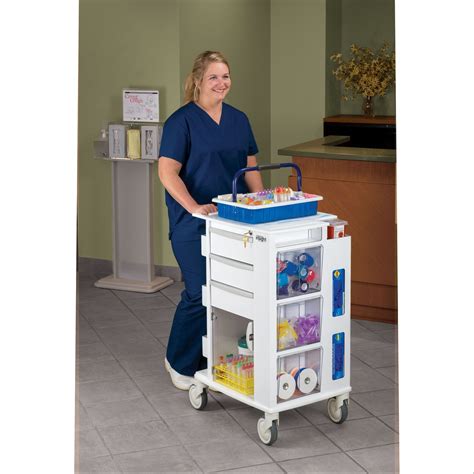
(257, 418, 278, 445)
(327, 398, 348, 424)
(189, 384, 208, 410)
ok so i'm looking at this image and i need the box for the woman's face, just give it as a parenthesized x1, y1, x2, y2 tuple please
(198, 61, 231, 103)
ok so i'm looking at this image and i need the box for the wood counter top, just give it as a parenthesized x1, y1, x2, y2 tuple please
(278, 136, 396, 163)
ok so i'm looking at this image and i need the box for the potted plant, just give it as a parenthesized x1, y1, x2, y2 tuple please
(330, 43, 395, 116)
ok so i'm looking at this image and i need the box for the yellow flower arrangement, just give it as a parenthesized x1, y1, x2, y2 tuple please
(330, 43, 396, 101)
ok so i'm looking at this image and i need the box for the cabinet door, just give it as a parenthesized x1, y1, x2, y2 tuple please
(319, 236, 351, 392)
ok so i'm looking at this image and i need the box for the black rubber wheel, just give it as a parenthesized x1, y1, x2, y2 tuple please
(327, 398, 349, 424)
(257, 418, 278, 445)
(189, 385, 208, 410)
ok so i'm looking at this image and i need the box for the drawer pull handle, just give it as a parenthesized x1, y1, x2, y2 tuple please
(210, 254, 253, 271)
(211, 280, 254, 299)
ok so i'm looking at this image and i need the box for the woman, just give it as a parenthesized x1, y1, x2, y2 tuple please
(158, 51, 264, 389)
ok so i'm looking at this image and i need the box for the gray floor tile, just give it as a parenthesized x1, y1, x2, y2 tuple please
(145, 320, 173, 338)
(76, 455, 119, 473)
(279, 452, 365, 473)
(229, 406, 310, 434)
(77, 342, 115, 362)
(350, 364, 397, 394)
(83, 308, 139, 329)
(351, 321, 387, 348)
(79, 288, 117, 302)
(148, 390, 223, 420)
(105, 337, 165, 360)
(378, 414, 399, 433)
(347, 443, 399, 473)
(158, 336, 169, 348)
(257, 426, 340, 462)
(318, 417, 398, 451)
(85, 397, 160, 428)
(376, 366, 399, 384)
(76, 402, 94, 432)
(215, 463, 284, 473)
(296, 399, 371, 425)
(112, 290, 168, 300)
(113, 289, 172, 300)
(77, 429, 109, 459)
(160, 282, 185, 295)
(76, 270, 400, 471)
(351, 341, 397, 369)
(79, 379, 142, 407)
(166, 293, 182, 305)
(356, 320, 397, 333)
(77, 317, 100, 345)
(120, 356, 166, 378)
(209, 390, 248, 410)
(118, 294, 178, 311)
(80, 298, 130, 316)
(351, 389, 398, 416)
(133, 306, 176, 325)
(77, 359, 129, 383)
(378, 329, 398, 344)
(94, 322, 153, 343)
(133, 373, 177, 398)
(99, 420, 180, 455)
(187, 437, 272, 472)
(166, 411, 248, 445)
(113, 445, 200, 473)
(350, 355, 371, 370)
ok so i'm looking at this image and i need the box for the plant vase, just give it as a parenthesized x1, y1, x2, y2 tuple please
(362, 96, 375, 117)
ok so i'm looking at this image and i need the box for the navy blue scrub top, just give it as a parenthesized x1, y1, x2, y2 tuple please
(159, 102, 259, 241)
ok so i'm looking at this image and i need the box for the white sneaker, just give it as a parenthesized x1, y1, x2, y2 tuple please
(164, 358, 195, 390)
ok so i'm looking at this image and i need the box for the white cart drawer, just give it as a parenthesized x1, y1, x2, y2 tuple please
(210, 254, 254, 293)
(210, 228, 254, 264)
(210, 280, 255, 320)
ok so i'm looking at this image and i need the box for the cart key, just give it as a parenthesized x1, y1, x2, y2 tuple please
(242, 231, 253, 248)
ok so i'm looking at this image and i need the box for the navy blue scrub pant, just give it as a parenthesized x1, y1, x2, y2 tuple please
(166, 238, 207, 376)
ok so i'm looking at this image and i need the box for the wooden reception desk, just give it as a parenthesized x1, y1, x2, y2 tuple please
(279, 135, 397, 324)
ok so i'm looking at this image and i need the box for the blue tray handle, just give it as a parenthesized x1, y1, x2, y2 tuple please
(231, 163, 302, 202)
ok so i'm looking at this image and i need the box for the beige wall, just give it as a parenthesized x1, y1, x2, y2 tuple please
(270, 0, 327, 187)
(78, 0, 181, 266)
(78, 0, 270, 267)
(338, 0, 396, 115)
(78, 0, 395, 268)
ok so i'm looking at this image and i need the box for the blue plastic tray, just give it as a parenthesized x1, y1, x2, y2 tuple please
(213, 162, 322, 224)
(217, 200, 319, 224)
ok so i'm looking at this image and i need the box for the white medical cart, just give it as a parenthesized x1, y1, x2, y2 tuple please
(187, 176, 351, 446)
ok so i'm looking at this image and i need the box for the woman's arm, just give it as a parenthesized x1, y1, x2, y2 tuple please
(158, 157, 217, 215)
(244, 155, 264, 193)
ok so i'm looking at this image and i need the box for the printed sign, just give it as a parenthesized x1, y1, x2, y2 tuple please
(123, 90, 159, 122)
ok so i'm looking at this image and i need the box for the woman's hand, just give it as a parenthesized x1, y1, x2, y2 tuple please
(192, 203, 217, 215)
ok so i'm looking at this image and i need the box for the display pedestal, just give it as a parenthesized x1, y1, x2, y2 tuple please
(94, 158, 173, 293)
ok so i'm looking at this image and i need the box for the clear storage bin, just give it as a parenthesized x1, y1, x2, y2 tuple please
(276, 246, 322, 299)
(277, 297, 322, 351)
(276, 349, 321, 402)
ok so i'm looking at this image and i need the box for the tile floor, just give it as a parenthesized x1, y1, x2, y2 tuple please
(76, 271, 399, 473)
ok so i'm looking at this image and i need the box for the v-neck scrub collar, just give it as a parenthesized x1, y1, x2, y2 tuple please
(191, 101, 224, 127)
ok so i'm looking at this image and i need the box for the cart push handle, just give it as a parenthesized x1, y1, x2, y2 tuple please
(232, 163, 303, 202)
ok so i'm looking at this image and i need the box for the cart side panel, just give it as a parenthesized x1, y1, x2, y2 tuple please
(319, 236, 351, 394)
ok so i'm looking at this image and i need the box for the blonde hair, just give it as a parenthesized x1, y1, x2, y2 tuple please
(184, 51, 230, 104)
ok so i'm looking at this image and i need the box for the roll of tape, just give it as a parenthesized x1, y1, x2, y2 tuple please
(289, 367, 299, 378)
(295, 367, 317, 394)
(277, 372, 296, 400)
